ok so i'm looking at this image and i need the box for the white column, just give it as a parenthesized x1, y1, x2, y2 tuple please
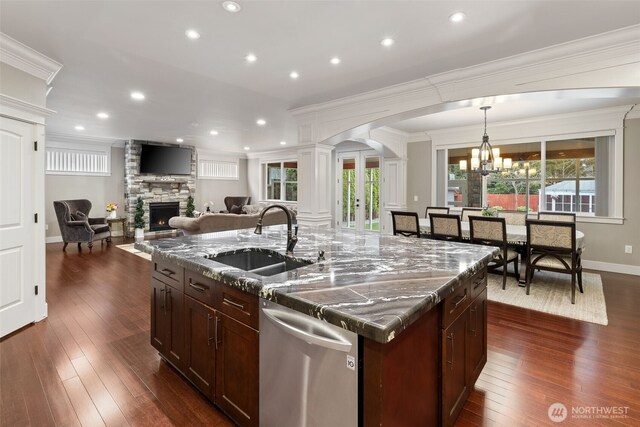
(296, 143, 334, 228)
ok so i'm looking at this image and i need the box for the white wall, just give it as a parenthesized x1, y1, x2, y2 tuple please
(46, 146, 125, 239)
(406, 140, 432, 214)
(195, 158, 249, 212)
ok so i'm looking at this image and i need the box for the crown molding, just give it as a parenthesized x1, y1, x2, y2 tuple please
(0, 93, 55, 124)
(625, 104, 640, 120)
(0, 32, 62, 84)
(407, 132, 431, 143)
(46, 131, 126, 147)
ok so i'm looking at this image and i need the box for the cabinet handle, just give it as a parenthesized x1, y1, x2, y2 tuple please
(215, 315, 221, 350)
(473, 279, 483, 290)
(160, 268, 175, 276)
(166, 288, 171, 312)
(447, 332, 454, 368)
(470, 306, 477, 335)
(451, 293, 467, 311)
(223, 297, 245, 311)
(207, 314, 214, 346)
(189, 281, 207, 293)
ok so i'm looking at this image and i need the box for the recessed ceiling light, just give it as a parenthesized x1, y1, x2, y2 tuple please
(222, 1, 241, 12)
(289, 71, 299, 79)
(245, 53, 257, 63)
(185, 29, 200, 40)
(381, 37, 394, 47)
(449, 12, 466, 23)
(210, 130, 219, 136)
(244, 146, 250, 150)
(130, 91, 145, 100)
(280, 141, 287, 145)
(256, 119, 266, 126)
(330, 57, 341, 65)
(176, 138, 184, 143)
(74, 125, 85, 131)
(96, 112, 109, 119)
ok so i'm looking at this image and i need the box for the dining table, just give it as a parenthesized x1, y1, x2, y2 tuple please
(418, 218, 585, 285)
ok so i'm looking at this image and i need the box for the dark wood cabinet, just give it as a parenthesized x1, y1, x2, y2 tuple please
(441, 269, 487, 427)
(184, 295, 216, 400)
(215, 312, 259, 427)
(468, 288, 487, 385)
(151, 277, 184, 370)
(442, 308, 469, 426)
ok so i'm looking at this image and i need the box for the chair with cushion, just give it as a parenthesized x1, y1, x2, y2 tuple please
(497, 210, 528, 226)
(461, 207, 483, 222)
(224, 196, 252, 214)
(391, 211, 421, 237)
(53, 199, 111, 251)
(537, 211, 576, 222)
(425, 206, 450, 219)
(470, 217, 520, 289)
(429, 213, 462, 242)
(525, 219, 583, 304)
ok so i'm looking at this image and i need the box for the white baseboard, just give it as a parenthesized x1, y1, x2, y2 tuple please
(582, 260, 640, 276)
(46, 235, 63, 244)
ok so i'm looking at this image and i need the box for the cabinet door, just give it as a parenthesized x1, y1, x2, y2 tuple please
(150, 279, 168, 353)
(184, 296, 216, 399)
(165, 285, 185, 370)
(442, 312, 469, 427)
(467, 288, 487, 385)
(215, 312, 258, 427)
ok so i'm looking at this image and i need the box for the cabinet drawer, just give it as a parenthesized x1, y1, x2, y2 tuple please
(185, 271, 217, 307)
(469, 269, 487, 300)
(442, 282, 470, 329)
(152, 260, 184, 291)
(217, 285, 259, 330)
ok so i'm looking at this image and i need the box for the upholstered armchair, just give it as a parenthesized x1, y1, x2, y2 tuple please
(223, 196, 252, 214)
(53, 200, 111, 251)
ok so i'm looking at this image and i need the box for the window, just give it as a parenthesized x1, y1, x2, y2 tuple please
(46, 142, 111, 176)
(264, 161, 297, 201)
(197, 152, 239, 180)
(443, 136, 613, 217)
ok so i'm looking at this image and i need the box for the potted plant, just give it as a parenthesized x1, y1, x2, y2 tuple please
(185, 195, 195, 218)
(134, 197, 145, 240)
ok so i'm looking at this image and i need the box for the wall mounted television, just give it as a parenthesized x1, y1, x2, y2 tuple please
(139, 144, 191, 175)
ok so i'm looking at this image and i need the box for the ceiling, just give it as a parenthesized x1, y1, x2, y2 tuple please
(1, 1, 639, 152)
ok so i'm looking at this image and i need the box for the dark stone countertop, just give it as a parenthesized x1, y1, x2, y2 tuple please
(136, 226, 497, 343)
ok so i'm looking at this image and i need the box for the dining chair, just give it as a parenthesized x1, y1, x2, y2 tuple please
(525, 219, 583, 304)
(461, 207, 483, 222)
(537, 211, 576, 222)
(429, 213, 462, 242)
(425, 206, 450, 219)
(469, 217, 519, 290)
(391, 211, 421, 237)
(497, 210, 528, 226)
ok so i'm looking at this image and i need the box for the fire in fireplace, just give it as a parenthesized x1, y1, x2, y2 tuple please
(149, 202, 179, 231)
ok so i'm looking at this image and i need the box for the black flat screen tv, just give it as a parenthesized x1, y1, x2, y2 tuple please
(139, 144, 191, 175)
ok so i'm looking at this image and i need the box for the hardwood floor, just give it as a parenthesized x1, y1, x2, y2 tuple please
(1, 241, 638, 426)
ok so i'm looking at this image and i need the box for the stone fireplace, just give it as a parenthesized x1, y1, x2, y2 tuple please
(149, 202, 180, 231)
(124, 140, 196, 237)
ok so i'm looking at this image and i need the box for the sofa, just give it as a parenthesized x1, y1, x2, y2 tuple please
(168, 208, 295, 236)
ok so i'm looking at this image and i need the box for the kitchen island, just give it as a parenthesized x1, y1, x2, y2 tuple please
(136, 226, 497, 426)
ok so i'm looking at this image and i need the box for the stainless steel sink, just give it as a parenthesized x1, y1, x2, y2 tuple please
(206, 248, 312, 277)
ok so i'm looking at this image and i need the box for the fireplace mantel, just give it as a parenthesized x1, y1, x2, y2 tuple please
(140, 178, 189, 184)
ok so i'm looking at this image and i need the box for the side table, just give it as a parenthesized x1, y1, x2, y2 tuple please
(107, 217, 127, 241)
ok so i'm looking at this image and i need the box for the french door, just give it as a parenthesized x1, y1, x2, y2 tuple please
(336, 151, 380, 232)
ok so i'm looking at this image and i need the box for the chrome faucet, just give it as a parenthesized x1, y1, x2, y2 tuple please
(254, 204, 298, 255)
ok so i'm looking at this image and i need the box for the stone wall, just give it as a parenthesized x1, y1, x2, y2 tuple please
(124, 140, 196, 237)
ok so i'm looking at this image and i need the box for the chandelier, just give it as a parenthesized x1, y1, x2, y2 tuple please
(460, 106, 512, 176)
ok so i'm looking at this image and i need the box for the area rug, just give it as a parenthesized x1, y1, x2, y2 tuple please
(487, 271, 608, 325)
(116, 243, 152, 261)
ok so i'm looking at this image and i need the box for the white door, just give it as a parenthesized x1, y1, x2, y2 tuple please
(0, 117, 36, 337)
(336, 151, 381, 232)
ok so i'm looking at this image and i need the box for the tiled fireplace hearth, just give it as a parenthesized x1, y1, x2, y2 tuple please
(124, 140, 196, 237)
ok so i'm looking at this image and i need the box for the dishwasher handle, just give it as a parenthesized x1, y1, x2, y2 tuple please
(262, 307, 353, 353)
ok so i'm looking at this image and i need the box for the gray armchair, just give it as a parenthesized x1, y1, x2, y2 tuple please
(53, 200, 111, 251)
(223, 196, 252, 214)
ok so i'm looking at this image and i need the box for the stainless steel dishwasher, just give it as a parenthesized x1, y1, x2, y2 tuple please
(259, 299, 359, 427)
